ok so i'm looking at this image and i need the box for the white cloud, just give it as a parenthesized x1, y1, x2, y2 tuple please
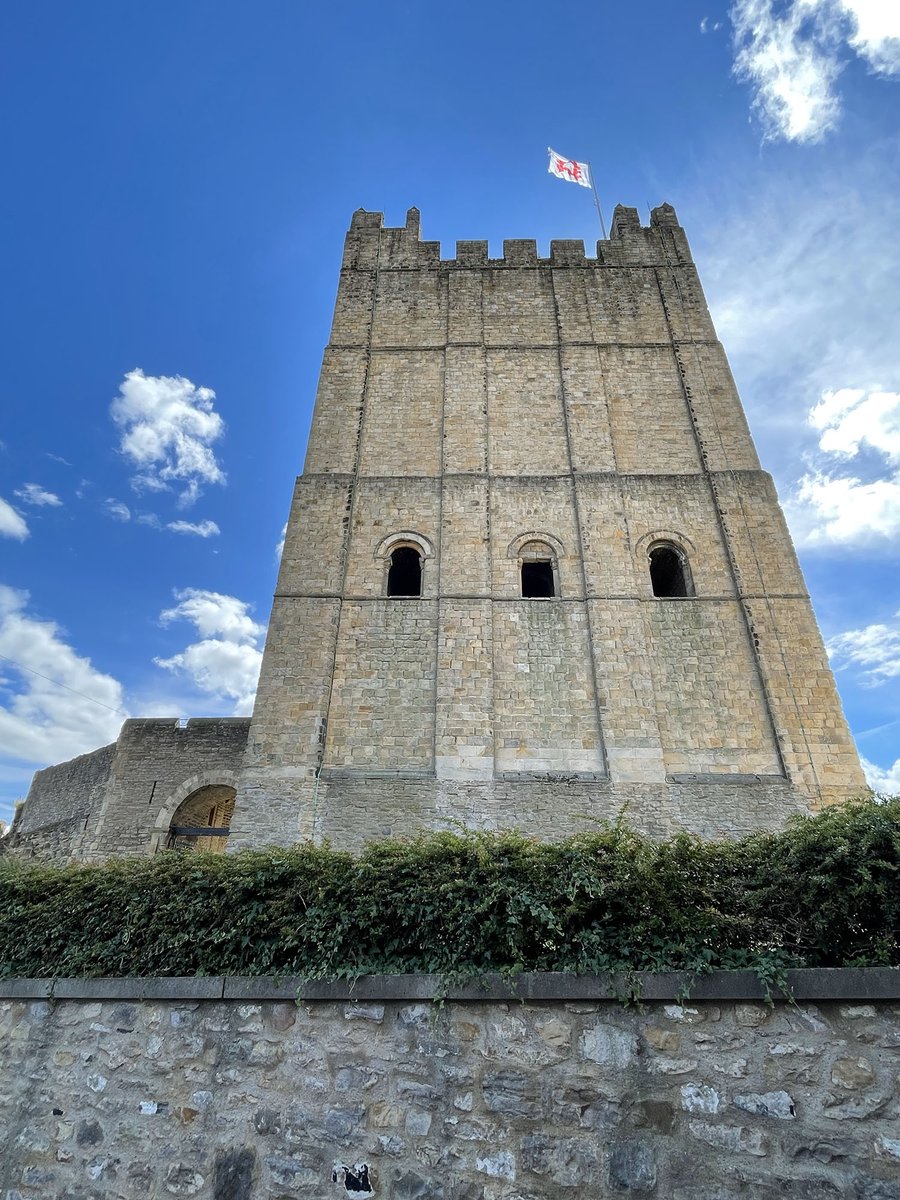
(0, 498, 29, 541)
(15, 483, 62, 508)
(154, 589, 264, 713)
(861, 756, 900, 794)
(841, 0, 900, 73)
(0, 586, 125, 765)
(275, 522, 287, 562)
(730, 0, 900, 142)
(810, 388, 900, 464)
(789, 389, 900, 547)
(828, 615, 900, 685)
(166, 519, 220, 538)
(110, 369, 226, 507)
(792, 471, 900, 546)
(159, 589, 264, 643)
(104, 499, 131, 522)
(155, 640, 263, 713)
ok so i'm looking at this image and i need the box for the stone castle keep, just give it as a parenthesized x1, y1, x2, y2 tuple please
(5, 204, 867, 862)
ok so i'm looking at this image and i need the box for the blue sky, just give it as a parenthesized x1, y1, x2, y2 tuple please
(1, 1, 898, 824)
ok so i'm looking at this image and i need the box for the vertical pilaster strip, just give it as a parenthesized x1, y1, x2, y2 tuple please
(315, 228, 383, 826)
(652, 247, 791, 788)
(548, 264, 609, 778)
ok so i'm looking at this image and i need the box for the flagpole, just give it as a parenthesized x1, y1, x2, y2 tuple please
(587, 162, 608, 240)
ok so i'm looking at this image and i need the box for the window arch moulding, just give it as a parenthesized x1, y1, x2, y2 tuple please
(636, 530, 696, 599)
(507, 531, 566, 560)
(374, 530, 435, 562)
(508, 531, 564, 599)
(375, 531, 434, 599)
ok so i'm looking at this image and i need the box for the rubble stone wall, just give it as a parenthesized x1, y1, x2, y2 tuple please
(1, 973, 898, 1199)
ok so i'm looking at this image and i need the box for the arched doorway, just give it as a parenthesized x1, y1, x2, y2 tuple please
(165, 784, 236, 853)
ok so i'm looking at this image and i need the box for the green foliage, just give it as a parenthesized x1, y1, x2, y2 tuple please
(0, 798, 897, 980)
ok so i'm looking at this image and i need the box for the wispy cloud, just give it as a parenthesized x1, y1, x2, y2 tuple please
(730, 0, 900, 143)
(0, 586, 125, 765)
(0, 498, 29, 541)
(166, 519, 220, 538)
(154, 589, 264, 713)
(690, 149, 900, 557)
(104, 499, 132, 522)
(828, 614, 900, 686)
(698, 154, 900, 411)
(14, 483, 62, 508)
(111, 369, 226, 508)
(275, 522, 287, 562)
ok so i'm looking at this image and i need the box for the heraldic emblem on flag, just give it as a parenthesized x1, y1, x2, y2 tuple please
(548, 148, 591, 188)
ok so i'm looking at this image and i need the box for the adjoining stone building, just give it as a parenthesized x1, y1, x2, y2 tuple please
(3, 204, 867, 862)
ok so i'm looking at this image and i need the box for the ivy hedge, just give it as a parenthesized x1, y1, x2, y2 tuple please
(0, 797, 897, 981)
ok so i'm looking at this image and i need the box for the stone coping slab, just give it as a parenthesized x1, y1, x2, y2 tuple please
(0, 967, 898, 1002)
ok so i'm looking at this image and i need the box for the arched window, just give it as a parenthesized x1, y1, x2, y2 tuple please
(387, 545, 423, 597)
(648, 543, 693, 598)
(517, 538, 558, 599)
(376, 532, 433, 598)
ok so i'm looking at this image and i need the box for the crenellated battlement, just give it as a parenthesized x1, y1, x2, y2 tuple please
(343, 203, 693, 269)
(118, 717, 251, 737)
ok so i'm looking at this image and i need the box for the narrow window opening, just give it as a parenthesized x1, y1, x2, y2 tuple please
(522, 559, 555, 598)
(649, 545, 690, 597)
(387, 546, 422, 597)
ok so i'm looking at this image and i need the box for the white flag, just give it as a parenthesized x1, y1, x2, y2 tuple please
(548, 148, 591, 189)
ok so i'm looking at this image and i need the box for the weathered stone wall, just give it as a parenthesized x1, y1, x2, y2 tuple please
(1, 973, 898, 1198)
(232, 203, 866, 851)
(9, 720, 250, 864)
(81, 718, 251, 860)
(1, 742, 116, 862)
(311, 777, 807, 851)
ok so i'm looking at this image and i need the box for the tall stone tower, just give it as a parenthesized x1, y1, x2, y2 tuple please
(231, 204, 866, 850)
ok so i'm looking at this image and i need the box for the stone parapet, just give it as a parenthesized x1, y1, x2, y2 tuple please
(2, 967, 899, 1002)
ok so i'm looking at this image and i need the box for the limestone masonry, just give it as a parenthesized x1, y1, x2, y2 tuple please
(4, 204, 867, 861)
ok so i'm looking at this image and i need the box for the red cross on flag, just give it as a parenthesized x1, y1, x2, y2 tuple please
(548, 148, 591, 188)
